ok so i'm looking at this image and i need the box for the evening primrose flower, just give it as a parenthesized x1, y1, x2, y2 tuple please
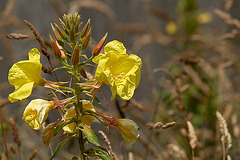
(116, 119, 140, 145)
(93, 40, 142, 101)
(63, 100, 96, 133)
(22, 99, 54, 130)
(8, 48, 44, 102)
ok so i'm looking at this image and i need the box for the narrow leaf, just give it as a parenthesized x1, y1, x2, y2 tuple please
(85, 148, 113, 160)
(80, 124, 100, 146)
(71, 156, 79, 160)
(50, 136, 72, 160)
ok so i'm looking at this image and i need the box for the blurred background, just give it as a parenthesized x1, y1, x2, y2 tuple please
(1, 0, 240, 159)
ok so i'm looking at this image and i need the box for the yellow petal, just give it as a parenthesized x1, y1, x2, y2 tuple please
(22, 99, 54, 130)
(116, 119, 139, 145)
(8, 48, 43, 102)
(28, 48, 41, 62)
(104, 40, 126, 55)
(94, 40, 142, 101)
(81, 100, 96, 126)
(92, 53, 105, 64)
(63, 106, 77, 133)
(8, 82, 35, 103)
(8, 61, 42, 88)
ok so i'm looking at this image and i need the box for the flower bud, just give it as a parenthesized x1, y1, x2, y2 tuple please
(42, 123, 56, 145)
(55, 23, 67, 40)
(69, 26, 75, 42)
(51, 24, 64, 46)
(71, 43, 80, 65)
(50, 35, 61, 58)
(56, 42, 67, 60)
(80, 67, 87, 79)
(81, 19, 90, 38)
(92, 33, 108, 55)
(82, 28, 91, 50)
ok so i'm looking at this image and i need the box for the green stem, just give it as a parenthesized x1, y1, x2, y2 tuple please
(73, 67, 85, 160)
(79, 54, 95, 66)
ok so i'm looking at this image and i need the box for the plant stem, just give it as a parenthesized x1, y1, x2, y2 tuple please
(73, 68, 85, 160)
(0, 110, 9, 160)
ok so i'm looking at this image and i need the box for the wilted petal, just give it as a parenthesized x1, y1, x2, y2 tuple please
(42, 123, 56, 145)
(22, 99, 54, 130)
(116, 119, 139, 145)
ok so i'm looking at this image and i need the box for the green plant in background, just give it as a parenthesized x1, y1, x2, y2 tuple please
(7, 13, 142, 160)
(154, 0, 235, 159)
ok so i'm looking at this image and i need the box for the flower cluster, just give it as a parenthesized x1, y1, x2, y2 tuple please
(8, 13, 142, 159)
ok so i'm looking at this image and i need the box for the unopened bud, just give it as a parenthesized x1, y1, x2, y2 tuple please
(80, 67, 87, 79)
(71, 44, 80, 65)
(56, 42, 67, 59)
(69, 27, 75, 42)
(55, 23, 67, 40)
(51, 24, 64, 46)
(82, 28, 91, 50)
(50, 35, 61, 58)
(92, 33, 108, 55)
(81, 19, 90, 38)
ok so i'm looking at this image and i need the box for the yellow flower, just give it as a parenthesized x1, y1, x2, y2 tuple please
(8, 48, 44, 102)
(63, 100, 96, 133)
(197, 12, 212, 24)
(116, 119, 140, 145)
(22, 99, 54, 130)
(93, 40, 142, 100)
(42, 123, 56, 145)
(166, 21, 178, 35)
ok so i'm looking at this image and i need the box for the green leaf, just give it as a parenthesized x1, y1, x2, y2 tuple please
(93, 96, 101, 104)
(52, 65, 69, 72)
(80, 124, 100, 147)
(71, 156, 79, 160)
(54, 118, 78, 136)
(53, 122, 67, 136)
(50, 136, 72, 160)
(85, 148, 113, 160)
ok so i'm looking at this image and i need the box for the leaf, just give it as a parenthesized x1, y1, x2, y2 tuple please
(53, 121, 68, 136)
(81, 54, 88, 59)
(93, 96, 101, 104)
(71, 156, 79, 160)
(50, 136, 72, 160)
(80, 124, 100, 147)
(52, 65, 69, 72)
(85, 148, 113, 160)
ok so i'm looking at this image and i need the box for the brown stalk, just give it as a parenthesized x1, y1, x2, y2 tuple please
(29, 149, 37, 160)
(4, 33, 28, 40)
(23, 20, 58, 81)
(2, 0, 15, 18)
(0, 109, 9, 160)
(98, 131, 118, 160)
